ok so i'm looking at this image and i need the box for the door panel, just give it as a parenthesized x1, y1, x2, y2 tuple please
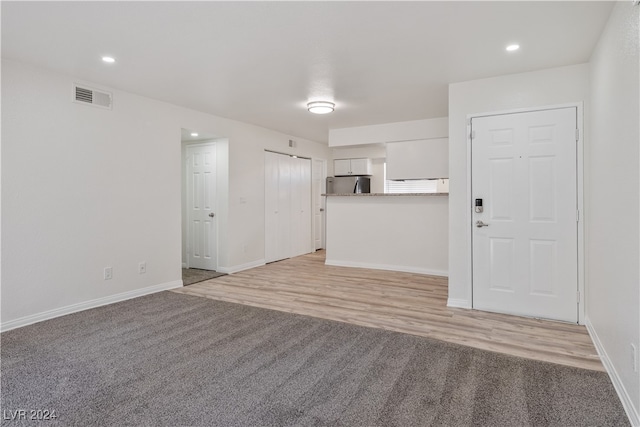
(489, 158, 514, 220)
(489, 238, 515, 292)
(299, 158, 312, 255)
(290, 156, 302, 257)
(265, 151, 279, 263)
(277, 155, 292, 261)
(187, 144, 217, 270)
(529, 156, 556, 222)
(472, 108, 577, 322)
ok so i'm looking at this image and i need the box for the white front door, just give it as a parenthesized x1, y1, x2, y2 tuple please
(471, 107, 578, 322)
(186, 143, 217, 270)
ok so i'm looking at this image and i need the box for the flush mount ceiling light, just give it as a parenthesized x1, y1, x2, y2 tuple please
(506, 44, 520, 52)
(307, 101, 335, 114)
(102, 56, 116, 63)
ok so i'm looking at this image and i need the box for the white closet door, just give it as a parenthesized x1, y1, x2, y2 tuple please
(264, 151, 279, 263)
(276, 154, 292, 261)
(265, 152, 313, 263)
(299, 158, 312, 255)
(290, 157, 303, 257)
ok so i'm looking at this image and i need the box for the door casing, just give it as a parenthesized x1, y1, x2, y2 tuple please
(466, 103, 585, 324)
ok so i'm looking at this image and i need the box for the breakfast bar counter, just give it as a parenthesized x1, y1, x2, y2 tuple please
(323, 193, 448, 276)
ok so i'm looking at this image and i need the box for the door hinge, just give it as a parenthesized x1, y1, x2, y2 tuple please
(575, 128, 579, 142)
(470, 130, 476, 140)
(576, 210, 580, 222)
(577, 291, 581, 303)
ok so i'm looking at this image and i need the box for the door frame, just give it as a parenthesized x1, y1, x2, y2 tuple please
(466, 103, 585, 324)
(183, 141, 218, 270)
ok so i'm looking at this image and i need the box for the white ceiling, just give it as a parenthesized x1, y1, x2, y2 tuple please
(2, 1, 613, 143)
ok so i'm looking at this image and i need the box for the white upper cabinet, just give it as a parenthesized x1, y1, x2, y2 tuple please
(334, 158, 372, 176)
(386, 138, 448, 180)
(334, 159, 352, 176)
(349, 158, 371, 175)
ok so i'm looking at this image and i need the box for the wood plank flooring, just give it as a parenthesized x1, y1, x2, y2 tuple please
(172, 250, 603, 371)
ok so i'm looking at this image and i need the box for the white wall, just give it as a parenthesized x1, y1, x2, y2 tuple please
(587, 2, 639, 423)
(1, 59, 331, 328)
(386, 138, 448, 180)
(447, 64, 589, 307)
(329, 117, 448, 147)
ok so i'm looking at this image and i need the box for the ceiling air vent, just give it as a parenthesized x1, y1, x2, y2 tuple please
(73, 84, 112, 110)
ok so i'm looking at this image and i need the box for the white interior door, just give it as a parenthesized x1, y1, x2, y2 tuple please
(293, 157, 312, 256)
(186, 143, 217, 270)
(471, 107, 578, 322)
(312, 159, 326, 250)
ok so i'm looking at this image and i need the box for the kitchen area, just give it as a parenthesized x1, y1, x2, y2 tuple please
(323, 117, 449, 277)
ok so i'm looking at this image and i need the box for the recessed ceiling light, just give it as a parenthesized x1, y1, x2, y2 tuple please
(102, 56, 116, 63)
(506, 44, 520, 52)
(191, 132, 199, 137)
(307, 101, 335, 114)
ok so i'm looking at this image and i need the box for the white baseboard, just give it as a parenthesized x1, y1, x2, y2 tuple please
(217, 259, 265, 274)
(447, 298, 472, 309)
(324, 259, 448, 277)
(181, 262, 187, 268)
(585, 317, 639, 426)
(0, 280, 183, 333)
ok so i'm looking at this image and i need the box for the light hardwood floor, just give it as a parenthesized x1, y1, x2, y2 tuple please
(173, 250, 603, 371)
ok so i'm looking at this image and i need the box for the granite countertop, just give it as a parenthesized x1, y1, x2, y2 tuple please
(322, 193, 449, 197)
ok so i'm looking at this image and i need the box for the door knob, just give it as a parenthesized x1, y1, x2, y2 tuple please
(320, 208, 325, 212)
(209, 213, 215, 218)
(476, 220, 489, 228)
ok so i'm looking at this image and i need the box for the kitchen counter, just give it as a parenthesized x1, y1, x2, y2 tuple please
(324, 194, 448, 276)
(323, 192, 448, 196)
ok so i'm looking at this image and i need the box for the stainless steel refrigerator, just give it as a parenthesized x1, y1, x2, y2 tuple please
(326, 176, 371, 194)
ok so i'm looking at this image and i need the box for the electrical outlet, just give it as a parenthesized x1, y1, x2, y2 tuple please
(632, 344, 638, 373)
(138, 262, 146, 274)
(104, 267, 113, 280)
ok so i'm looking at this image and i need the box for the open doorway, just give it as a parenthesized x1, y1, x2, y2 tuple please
(181, 128, 227, 286)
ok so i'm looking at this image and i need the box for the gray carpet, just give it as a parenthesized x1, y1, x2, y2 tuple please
(1, 291, 628, 427)
(182, 268, 226, 286)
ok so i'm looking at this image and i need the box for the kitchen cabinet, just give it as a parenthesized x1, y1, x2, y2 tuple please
(334, 158, 371, 176)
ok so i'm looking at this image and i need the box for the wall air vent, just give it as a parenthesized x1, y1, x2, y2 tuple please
(73, 84, 112, 110)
